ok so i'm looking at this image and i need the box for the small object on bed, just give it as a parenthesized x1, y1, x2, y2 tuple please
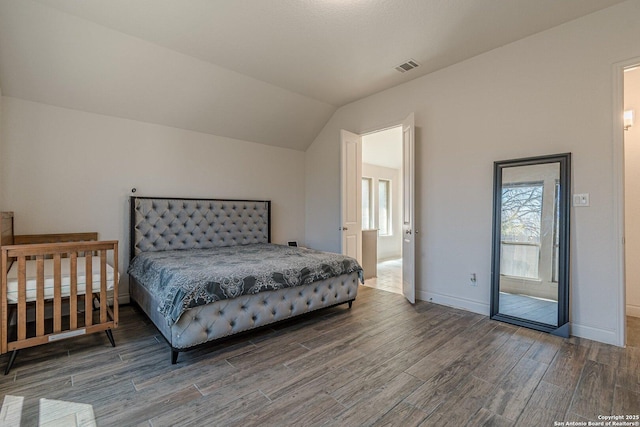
(129, 197, 362, 364)
(0, 212, 119, 374)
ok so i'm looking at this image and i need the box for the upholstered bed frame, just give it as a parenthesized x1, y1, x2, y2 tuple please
(129, 196, 359, 363)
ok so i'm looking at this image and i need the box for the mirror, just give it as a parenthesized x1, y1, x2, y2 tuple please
(490, 153, 571, 336)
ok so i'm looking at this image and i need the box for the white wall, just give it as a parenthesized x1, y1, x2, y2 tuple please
(1, 97, 306, 301)
(0, 86, 3, 211)
(305, 0, 640, 345)
(625, 67, 640, 317)
(362, 163, 402, 260)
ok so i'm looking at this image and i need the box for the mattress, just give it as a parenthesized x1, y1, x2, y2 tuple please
(6, 256, 116, 304)
(127, 243, 364, 326)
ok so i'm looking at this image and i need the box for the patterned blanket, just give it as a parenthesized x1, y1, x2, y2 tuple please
(128, 243, 363, 325)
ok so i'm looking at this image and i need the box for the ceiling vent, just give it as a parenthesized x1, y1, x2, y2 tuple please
(395, 59, 420, 73)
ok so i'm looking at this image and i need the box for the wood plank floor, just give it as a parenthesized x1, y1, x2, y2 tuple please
(1, 286, 639, 426)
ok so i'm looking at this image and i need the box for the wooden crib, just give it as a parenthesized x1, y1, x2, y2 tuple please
(0, 212, 119, 374)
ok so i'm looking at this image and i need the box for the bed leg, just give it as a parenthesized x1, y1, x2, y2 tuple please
(348, 300, 353, 309)
(4, 350, 19, 375)
(105, 329, 116, 347)
(171, 349, 179, 365)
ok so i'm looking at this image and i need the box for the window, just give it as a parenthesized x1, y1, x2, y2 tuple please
(362, 177, 373, 229)
(378, 179, 391, 235)
(500, 182, 543, 279)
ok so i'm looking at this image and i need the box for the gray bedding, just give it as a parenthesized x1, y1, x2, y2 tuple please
(128, 243, 363, 326)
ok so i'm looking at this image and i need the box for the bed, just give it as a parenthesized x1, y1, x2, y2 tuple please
(0, 212, 119, 374)
(128, 196, 362, 364)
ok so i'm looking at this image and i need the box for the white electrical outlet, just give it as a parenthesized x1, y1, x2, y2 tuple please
(573, 193, 590, 207)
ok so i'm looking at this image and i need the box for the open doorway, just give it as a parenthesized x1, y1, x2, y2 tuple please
(624, 64, 640, 348)
(361, 126, 403, 294)
(340, 114, 415, 302)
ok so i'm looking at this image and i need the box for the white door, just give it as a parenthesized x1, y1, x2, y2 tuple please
(402, 113, 416, 303)
(341, 129, 362, 264)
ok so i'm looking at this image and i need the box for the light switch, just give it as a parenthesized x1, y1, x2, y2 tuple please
(573, 193, 590, 207)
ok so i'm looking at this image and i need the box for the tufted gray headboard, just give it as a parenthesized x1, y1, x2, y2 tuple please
(130, 197, 271, 259)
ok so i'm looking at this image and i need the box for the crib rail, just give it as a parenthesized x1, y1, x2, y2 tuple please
(0, 240, 118, 355)
(13, 232, 98, 245)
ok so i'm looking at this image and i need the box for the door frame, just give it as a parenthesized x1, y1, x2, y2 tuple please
(340, 116, 415, 302)
(613, 56, 640, 347)
(340, 123, 406, 260)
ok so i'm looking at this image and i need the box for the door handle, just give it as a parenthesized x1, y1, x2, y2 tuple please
(343, 227, 349, 231)
(405, 229, 412, 235)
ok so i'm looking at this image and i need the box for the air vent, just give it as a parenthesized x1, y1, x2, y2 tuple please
(395, 59, 420, 73)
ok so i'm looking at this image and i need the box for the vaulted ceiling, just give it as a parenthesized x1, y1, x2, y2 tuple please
(0, 0, 627, 150)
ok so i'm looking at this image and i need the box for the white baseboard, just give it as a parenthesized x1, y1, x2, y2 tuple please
(417, 290, 489, 316)
(417, 290, 623, 346)
(626, 304, 640, 318)
(570, 323, 620, 346)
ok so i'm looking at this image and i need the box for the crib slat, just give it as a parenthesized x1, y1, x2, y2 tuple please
(70, 253, 78, 330)
(17, 257, 26, 341)
(85, 252, 92, 327)
(36, 256, 45, 337)
(100, 250, 107, 324)
(53, 253, 62, 333)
